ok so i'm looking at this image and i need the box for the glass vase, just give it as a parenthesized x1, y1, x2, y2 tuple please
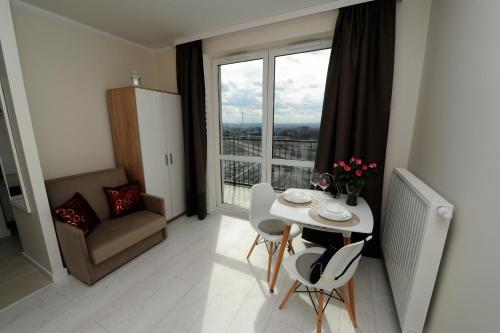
(346, 183, 362, 206)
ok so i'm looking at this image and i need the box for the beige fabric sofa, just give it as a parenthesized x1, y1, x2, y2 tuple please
(45, 168, 167, 285)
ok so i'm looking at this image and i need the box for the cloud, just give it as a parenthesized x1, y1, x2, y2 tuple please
(221, 81, 262, 108)
(219, 48, 330, 124)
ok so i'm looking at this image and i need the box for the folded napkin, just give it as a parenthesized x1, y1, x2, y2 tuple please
(324, 202, 347, 215)
(288, 190, 307, 198)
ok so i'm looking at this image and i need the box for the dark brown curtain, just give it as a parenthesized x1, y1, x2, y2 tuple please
(176, 40, 207, 219)
(302, 0, 396, 257)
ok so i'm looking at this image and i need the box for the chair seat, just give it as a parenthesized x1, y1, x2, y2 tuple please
(295, 252, 322, 283)
(87, 210, 166, 264)
(258, 219, 286, 235)
(255, 221, 302, 242)
(283, 247, 326, 287)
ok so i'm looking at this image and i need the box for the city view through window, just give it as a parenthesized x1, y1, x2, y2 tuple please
(219, 48, 330, 207)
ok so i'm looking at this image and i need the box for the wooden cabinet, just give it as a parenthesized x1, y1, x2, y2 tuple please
(106, 87, 185, 220)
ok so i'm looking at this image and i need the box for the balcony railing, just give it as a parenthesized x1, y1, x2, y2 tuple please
(271, 165, 312, 191)
(222, 161, 312, 192)
(222, 136, 318, 161)
(222, 160, 261, 188)
(273, 139, 318, 161)
(221, 136, 316, 192)
(222, 136, 262, 157)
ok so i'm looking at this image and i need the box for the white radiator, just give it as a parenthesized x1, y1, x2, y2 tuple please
(382, 168, 453, 333)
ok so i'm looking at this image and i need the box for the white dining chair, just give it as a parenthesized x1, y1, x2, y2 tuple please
(278, 236, 372, 333)
(246, 183, 302, 281)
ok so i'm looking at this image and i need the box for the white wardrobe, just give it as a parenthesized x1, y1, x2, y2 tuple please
(107, 87, 185, 220)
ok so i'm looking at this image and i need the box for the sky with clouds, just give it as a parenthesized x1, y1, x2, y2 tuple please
(220, 48, 330, 125)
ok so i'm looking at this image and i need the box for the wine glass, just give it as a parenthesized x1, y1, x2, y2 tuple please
(310, 169, 321, 190)
(319, 173, 331, 202)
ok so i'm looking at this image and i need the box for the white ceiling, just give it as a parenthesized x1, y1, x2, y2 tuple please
(17, 0, 348, 49)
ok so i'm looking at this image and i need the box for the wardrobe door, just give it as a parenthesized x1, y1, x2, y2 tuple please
(135, 89, 173, 219)
(163, 94, 185, 217)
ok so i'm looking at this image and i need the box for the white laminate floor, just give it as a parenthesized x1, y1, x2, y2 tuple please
(0, 235, 51, 310)
(0, 211, 400, 333)
(223, 184, 252, 209)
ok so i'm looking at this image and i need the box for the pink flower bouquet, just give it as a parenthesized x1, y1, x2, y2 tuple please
(332, 157, 378, 206)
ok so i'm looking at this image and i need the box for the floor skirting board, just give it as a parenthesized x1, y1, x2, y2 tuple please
(22, 252, 68, 283)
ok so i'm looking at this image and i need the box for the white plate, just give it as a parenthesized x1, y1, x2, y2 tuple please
(318, 208, 352, 221)
(283, 189, 311, 203)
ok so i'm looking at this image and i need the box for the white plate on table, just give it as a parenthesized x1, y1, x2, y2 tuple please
(318, 202, 352, 221)
(283, 189, 312, 204)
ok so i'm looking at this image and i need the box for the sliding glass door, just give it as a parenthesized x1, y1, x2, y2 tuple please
(267, 47, 330, 192)
(215, 43, 331, 209)
(217, 54, 267, 208)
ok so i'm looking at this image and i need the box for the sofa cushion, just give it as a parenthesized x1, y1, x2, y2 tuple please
(86, 210, 166, 264)
(53, 192, 100, 236)
(45, 168, 129, 221)
(103, 181, 145, 218)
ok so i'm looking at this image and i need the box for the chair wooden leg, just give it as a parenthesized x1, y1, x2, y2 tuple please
(279, 280, 301, 309)
(287, 240, 295, 254)
(317, 289, 324, 333)
(343, 236, 357, 326)
(246, 234, 260, 259)
(338, 287, 357, 328)
(267, 241, 274, 282)
(348, 279, 357, 326)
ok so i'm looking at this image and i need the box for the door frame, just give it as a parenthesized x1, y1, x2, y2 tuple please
(265, 40, 331, 183)
(212, 40, 331, 212)
(0, 78, 31, 212)
(213, 51, 269, 213)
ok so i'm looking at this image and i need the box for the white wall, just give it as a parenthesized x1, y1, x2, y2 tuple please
(203, 11, 337, 57)
(408, 1, 500, 332)
(0, 0, 64, 278)
(157, 47, 177, 93)
(11, 2, 160, 180)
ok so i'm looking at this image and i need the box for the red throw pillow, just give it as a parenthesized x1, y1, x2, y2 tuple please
(103, 181, 145, 218)
(53, 192, 100, 236)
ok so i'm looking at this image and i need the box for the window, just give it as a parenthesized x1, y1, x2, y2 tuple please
(215, 42, 331, 208)
(220, 59, 263, 158)
(273, 49, 330, 161)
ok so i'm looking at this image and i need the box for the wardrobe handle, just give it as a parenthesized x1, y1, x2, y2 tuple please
(165, 154, 169, 165)
(170, 153, 173, 164)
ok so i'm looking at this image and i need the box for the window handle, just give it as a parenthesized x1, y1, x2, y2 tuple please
(165, 154, 169, 165)
(170, 153, 173, 164)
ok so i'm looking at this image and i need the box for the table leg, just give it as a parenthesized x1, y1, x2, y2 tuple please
(343, 236, 358, 328)
(269, 224, 291, 293)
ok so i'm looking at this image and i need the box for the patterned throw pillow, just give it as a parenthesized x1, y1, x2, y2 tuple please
(103, 181, 145, 218)
(53, 192, 100, 236)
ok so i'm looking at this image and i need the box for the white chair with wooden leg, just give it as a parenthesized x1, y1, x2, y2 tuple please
(246, 183, 302, 281)
(279, 236, 372, 333)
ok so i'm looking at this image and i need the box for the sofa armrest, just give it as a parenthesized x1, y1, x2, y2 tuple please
(53, 219, 94, 284)
(141, 193, 166, 217)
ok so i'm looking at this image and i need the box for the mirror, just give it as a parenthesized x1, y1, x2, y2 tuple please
(0, 43, 31, 213)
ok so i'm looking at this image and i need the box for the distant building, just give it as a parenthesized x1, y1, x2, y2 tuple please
(298, 126, 309, 138)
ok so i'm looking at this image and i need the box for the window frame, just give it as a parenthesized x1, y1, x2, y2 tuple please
(266, 41, 331, 186)
(212, 40, 331, 211)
